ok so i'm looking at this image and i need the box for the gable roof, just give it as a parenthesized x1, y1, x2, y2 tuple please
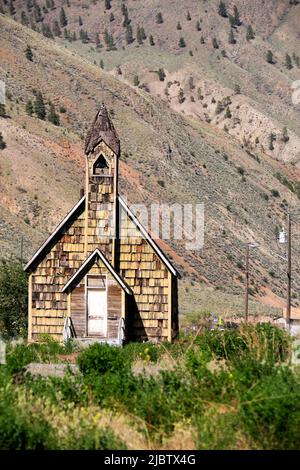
(24, 196, 85, 273)
(85, 104, 120, 156)
(24, 195, 181, 278)
(62, 249, 132, 295)
(118, 195, 181, 278)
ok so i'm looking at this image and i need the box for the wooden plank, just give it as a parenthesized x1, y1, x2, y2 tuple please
(28, 273, 33, 342)
(167, 271, 172, 342)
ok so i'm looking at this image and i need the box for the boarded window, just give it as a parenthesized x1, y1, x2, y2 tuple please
(87, 276, 106, 288)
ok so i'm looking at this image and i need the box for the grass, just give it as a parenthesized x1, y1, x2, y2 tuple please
(0, 324, 299, 450)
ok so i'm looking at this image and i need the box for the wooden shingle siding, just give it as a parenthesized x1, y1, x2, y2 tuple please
(71, 285, 86, 337)
(119, 207, 169, 341)
(31, 210, 86, 340)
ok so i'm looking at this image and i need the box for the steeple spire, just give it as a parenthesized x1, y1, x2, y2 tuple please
(84, 104, 120, 156)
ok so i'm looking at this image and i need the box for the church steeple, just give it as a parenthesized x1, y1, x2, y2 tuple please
(85, 104, 120, 157)
(84, 105, 119, 265)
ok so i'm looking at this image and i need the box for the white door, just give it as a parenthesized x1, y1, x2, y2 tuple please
(87, 289, 107, 336)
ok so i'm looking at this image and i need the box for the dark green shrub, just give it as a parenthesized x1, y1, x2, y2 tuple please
(77, 343, 131, 377)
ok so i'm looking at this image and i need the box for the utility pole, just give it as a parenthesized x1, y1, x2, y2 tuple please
(245, 243, 250, 323)
(286, 212, 291, 331)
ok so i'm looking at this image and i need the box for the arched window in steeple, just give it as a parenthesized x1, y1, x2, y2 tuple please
(93, 154, 109, 175)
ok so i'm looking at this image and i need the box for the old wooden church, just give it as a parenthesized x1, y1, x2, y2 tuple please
(25, 105, 180, 344)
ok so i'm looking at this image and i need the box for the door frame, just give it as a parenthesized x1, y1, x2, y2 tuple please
(85, 274, 108, 337)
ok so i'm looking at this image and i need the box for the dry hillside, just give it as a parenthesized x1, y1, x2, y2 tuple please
(1, 1, 300, 316)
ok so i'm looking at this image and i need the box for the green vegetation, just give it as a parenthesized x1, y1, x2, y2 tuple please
(285, 53, 293, 70)
(266, 50, 274, 64)
(228, 28, 236, 44)
(25, 100, 33, 116)
(0, 132, 6, 150)
(218, 2, 228, 18)
(59, 7, 67, 27)
(47, 103, 60, 126)
(0, 325, 298, 449)
(0, 259, 28, 339)
(178, 37, 186, 48)
(0, 103, 6, 117)
(34, 92, 46, 120)
(25, 45, 33, 61)
(246, 24, 255, 41)
(156, 12, 163, 24)
(212, 37, 219, 49)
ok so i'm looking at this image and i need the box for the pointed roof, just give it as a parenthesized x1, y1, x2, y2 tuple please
(84, 104, 120, 156)
(62, 249, 132, 295)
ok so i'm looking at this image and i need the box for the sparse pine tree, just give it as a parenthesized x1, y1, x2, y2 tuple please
(156, 12, 163, 24)
(179, 37, 186, 48)
(26, 0, 34, 12)
(188, 76, 195, 90)
(100, 59, 104, 69)
(177, 22, 182, 30)
(269, 132, 276, 150)
(212, 37, 219, 49)
(233, 5, 241, 26)
(200, 35, 205, 44)
(47, 103, 60, 126)
(0, 132, 6, 150)
(158, 68, 166, 81)
(42, 23, 54, 39)
(228, 14, 235, 27)
(117, 65, 122, 75)
(133, 75, 140, 86)
(78, 16, 83, 26)
(282, 126, 289, 143)
(266, 50, 274, 64)
(136, 26, 143, 44)
(234, 83, 241, 94)
(178, 88, 185, 104)
(218, 1, 228, 18)
(246, 24, 255, 41)
(25, 98, 33, 116)
(95, 33, 101, 48)
(110, 12, 115, 22)
(59, 7, 67, 27)
(122, 8, 130, 27)
(25, 45, 33, 61)
(149, 34, 155, 46)
(126, 24, 134, 44)
(9, 0, 16, 16)
(0, 103, 6, 117)
(34, 92, 46, 120)
(286, 53, 293, 70)
(187, 11, 191, 21)
(21, 11, 29, 26)
(105, 0, 111, 10)
(225, 106, 232, 118)
(229, 28, 236, 44)
(53, 20, 62, 37)
(196, 20, 201, 31)
(34, 3, 43, 22)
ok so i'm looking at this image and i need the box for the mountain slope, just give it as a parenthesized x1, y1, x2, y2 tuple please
(1, 6, 300, 315)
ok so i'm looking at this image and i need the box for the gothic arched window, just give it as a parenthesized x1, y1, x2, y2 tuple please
(93, 154, 109, 175)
